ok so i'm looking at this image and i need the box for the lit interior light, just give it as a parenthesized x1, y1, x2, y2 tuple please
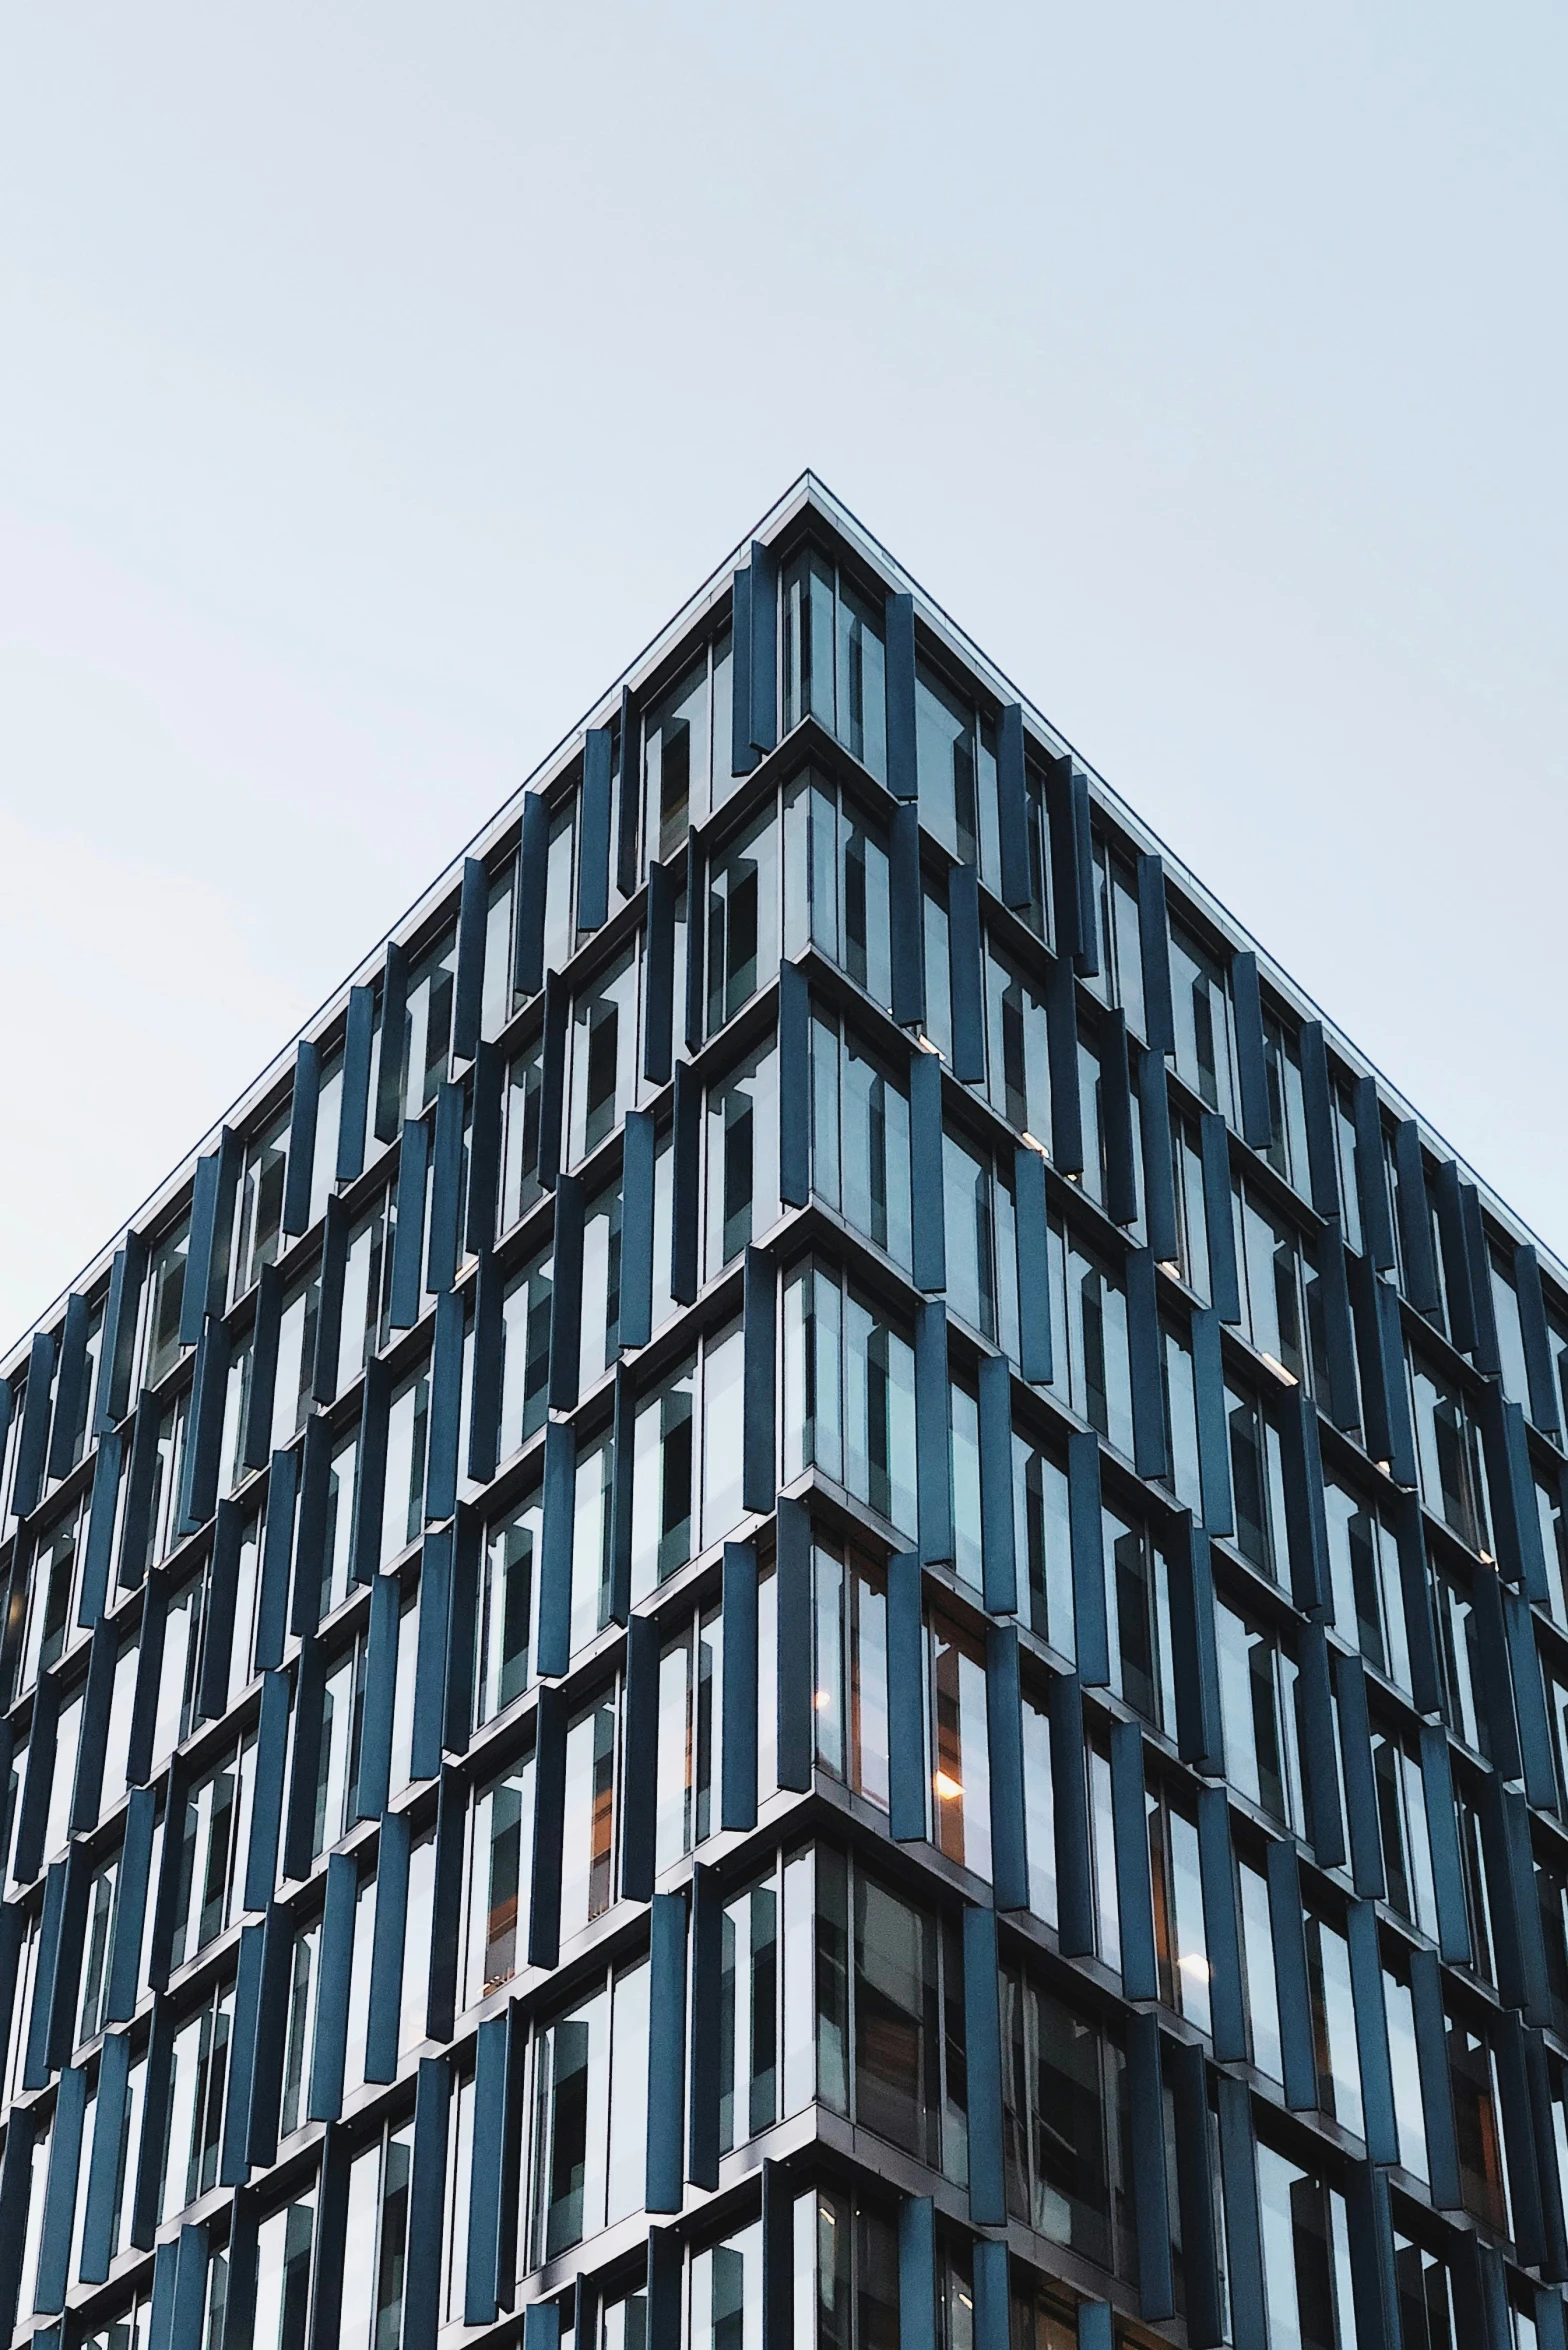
(1021, 1131, 1049, 1158)
(932, 1769, 964, 1801)
(814, 1690, 833, 1711)
(1157, 1259, 1182, 1279)
(1260, 1351, 1298, 1386)
(916, 1032, 942, 1055)
(1177, 1951, 1212, 1983)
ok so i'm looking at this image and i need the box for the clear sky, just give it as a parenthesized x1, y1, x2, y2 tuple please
(2, 3, 1564, 1348)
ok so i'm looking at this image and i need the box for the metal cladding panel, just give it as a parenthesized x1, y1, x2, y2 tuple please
(688, 1862, 722, 2189)
(1265, 1837, 1317, 2111)
(1044, 947, 1083, 1174)
(1515, 1241, 1563, 1434)
(1409, 1944, 1463, 2209)
(1419, 1724, 1472, 1967)
(643, 861, 676, 1086)
(1070, 772, 1097, 970)
(1136, 853, 1175, 1055)
(619, 1111, 657, 1351)
(1100, 1010, 1138, 1226)
(467, 1248, 503, 1484)
(244, 1905, 295, 2168)
(1348, 1251, 1397, 1470)
(670, 1060, 700, 1305)
(1314, 1220, 1362, 1433)
(1432, 1158, 1478, 1355)
(1537, 2291, 1568, 2350)
(528, 1685, 567, 1971)
(1230, 949, 1272, 1150)
(996, 705, 1031, 909)
(182, 1131, 238, 1342)
(244, 1262, 283, 1465)
(747, 539, 778, 755)
(426, 1079, 465, 1295)
(32, 2057, 86, 2310)
(1169, 1520, 1225, 1775)
(281, 1038, 322, 1237)
(620, 1613, 659, 1901)
(347, 1361, 391, 1592)
(1110, 1719, 1157, 2002)
(365, 1810, 411, 2082)
(424, 1288, 465, 1526)
(909, 1049, 946, 1294)
(177, 1311, 228, 1535)
(44, 1294, 88, 1486)
(1050, 1674, 1095, 1959)
(721, 1542, 759, 1832)
(1345, 1899, 1398, 2165)
(985, 1625, 1028, 1912)
(775, 1495, 813, 1793)
(777, 961, 810, 1207)
(403, 2059, 452, 2350)
(1349, 1075, 1396, 1271)
(337, 983, 375, 1185)
(617, 684, 640, 898)
(253, 1448, 296, 1672)
(1197, 1786, 1246, 2063)
(1126, 1246, 1169, 1481)
(977, 1350, 1018, 1613)
(1461, 1182, 1503, 1375)
(78, 2028, 130, 2282)
(947, 863, 985, 1082)
(374, 940, 409, 1145)
(242, 1671, 291, 1915)
(77, 1428, 122, 1628)
(1381, 1278, 1422, 1484)
(609, 1366, 635, 1625)
(1126, 2011, 1173, 2322)
(1334, 1654, 1386, 1898)
(537, 974, 568, 1192)
(196, 1500, 242, 1723)
(444, 1508, 480, 1753)
(355, 1568, 400, 1819)
(389, 1114, 431, 1328)
(464, 2012, 511, 2324)
(1198, 1112, 1242, 1323)
(308, 1851, 358, 2123)
(1343, 2161, 1401, 2350)
(743, 1249, 777, 1514)
(1392, 1119, 1441, 1315)
(887, 1551, 927, 1843)
(547, 1171, 585, 1413)
(1068, 1428, 1109, 1686)
(1297, 1021, 1342, 1220)
(1296, 1623, 1346, 1868)
(962, 1906, 1006, 2226)
(452, 855, 489, 1064)
(95, 1235, 147, 1435)
(1484, 1384, 1550, 1603)
(105, 1787, 158, 2024)
(884, 592, 918, 802)
(1043, 756, 1083, 966)
(646, 1891, 688, 2212)
(969, 2243, 1009, 2350)
(514, 790, 550, 1000)
(536, 1418, 576, 1680)
(1135, 1051, 1179, 1276)
(1497, 2011, 1547, 2269)
(1281, 1387, 1332, 1615)
(577, 729, 613, 934)
(914, 1299, 952, 1565)
(10, 1328, 55, 1521)
(1505, 1584, 1560, 1815)
(897, 2196, 936, 2350)
(684, 828, 707, 1053)
(889, 801, 926, 1026)
(220, 1921, 265, 2183)
(1469, 1563, 1523, 1784)
(1012, 1145, 1053, 1386)
(1215, 2070, 1266, 2350)
(115, 1391, 162, 1588)
(1391, 1490, 1443, 1716)
(465, 1040, 503, 1259)
(1075, 2306, 1113, 2350)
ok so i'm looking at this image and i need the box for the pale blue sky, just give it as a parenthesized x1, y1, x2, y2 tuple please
(2, 3, 1565, 1344)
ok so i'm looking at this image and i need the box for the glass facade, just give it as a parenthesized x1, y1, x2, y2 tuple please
(0, 476, 1564, 2350)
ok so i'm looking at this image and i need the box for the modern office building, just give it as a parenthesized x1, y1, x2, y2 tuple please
(1, 473, 1566, 2350)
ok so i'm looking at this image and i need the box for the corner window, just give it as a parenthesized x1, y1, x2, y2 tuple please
(706, 807, 778, 1036)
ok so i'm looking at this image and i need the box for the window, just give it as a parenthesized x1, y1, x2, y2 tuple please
(571, 1434, 615, 1656)
(529, 1957, 650, 2261)
(1233, 1181, 1317, 1388)
(999, 1963, 1133, 2276)
(312, 1636, 367, 1860)
(817, 1846, 967, 2182)
(19, 1495, 86, 1690)
(569, 946, 640, 1165)
(1324, 1480, 1410, 1691)
(1370, 1725, 1436, 1938)
(1434, 1565, 1486, 1757)
(689, 2220, 764, 2350)
(1103, 1507, 1175, 1732)
(705, 1038, 780, 1278)
(927, 1609, 990, 1879)
(1303, 1909, 1363, 2135)
(706, 807, 779, 1036)
(1168, 921, 1234, 1123)
(809, 1010, 912, 1272)
(280, 1916, 321, 2139)
(76, 1845, 122, 2045)
(1167, 1114, 1212, 1301)
(1254, 2144, 1358, 2350)
(475, 1490, 540, 1726)
(150, 1571, 204, 1772)
(463, 1748, 534, 2006)
(1260, 1014, 1311, 1196)
(252, 2186, 316, 2350)
(499, 1247, 552, 1462)
(233, 1113, 290, 1301)
(782, 1261, 917, 1539)
(560, 1690, 617, 1941)
(161, 1980, 234, 2219)
(630, 1355, 695, 1604)
(640, 637, 730, 871)
(1383, 1952, 1428, 2182)
(1012, 1428, 1073, 1657)
(270, 1276, 320, 1456)
(1393, 2234, 1460, 2350)
(1224, 1384, 1291, 1585)
(380, 1358, 430, 1565)
(1448, 2011, 1512, 2234)
(1021, 1686, 1057, 1927)
(1146, 1783, 1210, 2034)
(943, 1129, 1009, 1345)
(501, 1029, 546, 1232)
(169, 1736, 255, 1969)
(339, 2122, 414, 2350)
(915, 660, 997, 877)
(1215, 1601, 1303, 1832)
(983, 943, 1051, 1146)
(716, 1861, 795, 2152)
(781, 547, 888, 783)
(579, 1177, 622, 1393)
(1410, 1357, 1491, 1557)
(1085, 835, 1146, 1040)
(336, 1193, 392, 1396)
(783, 774, 892, 1010)
(811, 1537, 889, 1810)
(790, 2186, 900, 2350)
(656, 1605, 720, 1871)
(1052, 1224, 1134, 1457)
(1237, 1854, 1281, 2079)
(141, 1215, 192, 1390)
(400, 929, 458, 1119)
